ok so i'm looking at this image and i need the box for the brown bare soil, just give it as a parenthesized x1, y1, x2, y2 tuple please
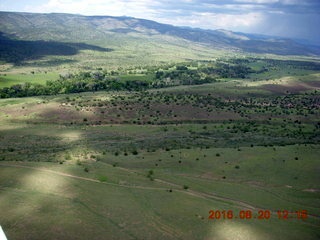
(262, 80, 320, 94)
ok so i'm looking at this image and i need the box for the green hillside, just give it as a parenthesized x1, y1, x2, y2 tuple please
(0, 12, 224, 70)
(0, 79, 319, 239)
(0, 10, 320, 240)
(0, 11, 319, 68)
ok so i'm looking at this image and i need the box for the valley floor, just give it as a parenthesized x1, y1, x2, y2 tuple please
(0, 57, 320, 239)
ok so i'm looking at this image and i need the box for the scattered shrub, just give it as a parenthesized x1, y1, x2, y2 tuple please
(7, 147, 15, 152)
(98, 175, 107, 182)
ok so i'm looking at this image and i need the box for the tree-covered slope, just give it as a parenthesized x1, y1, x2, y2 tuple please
(0, 11, 319, 60)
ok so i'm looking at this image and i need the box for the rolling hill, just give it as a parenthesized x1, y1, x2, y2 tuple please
(0, 11, 319, 66)
(0, 10, 320, 240)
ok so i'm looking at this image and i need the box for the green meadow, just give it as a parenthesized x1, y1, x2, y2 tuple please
(0, 72, 59, 87)
(1, 10, 320, 239)
(0, 57, 320, 239)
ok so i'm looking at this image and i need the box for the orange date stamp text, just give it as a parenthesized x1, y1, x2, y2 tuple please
(208, 209, 308, 220)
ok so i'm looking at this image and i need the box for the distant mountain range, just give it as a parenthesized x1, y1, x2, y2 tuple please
(0, 11, 319, 62)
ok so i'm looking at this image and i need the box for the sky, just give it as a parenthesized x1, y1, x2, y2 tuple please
(1, 0, 320, 45)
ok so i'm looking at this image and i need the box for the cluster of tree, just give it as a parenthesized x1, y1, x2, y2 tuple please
(154, 62, 255, 87)
(260, 58, 320, 71)
(153, 66, 217, 87)
(5, 57, 318, 98)
(0, 83, 49, 98)
(0, 72, 148, 98)
(209, 62, 254, 78)
(1, 63, 231, 98)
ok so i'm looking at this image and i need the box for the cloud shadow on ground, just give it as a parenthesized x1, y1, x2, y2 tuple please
(0, 32, 113, 65)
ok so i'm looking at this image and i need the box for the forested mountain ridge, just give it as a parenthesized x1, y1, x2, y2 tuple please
(0, 11, 319, 58)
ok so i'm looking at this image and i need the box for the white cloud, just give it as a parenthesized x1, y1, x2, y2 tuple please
(234, 0, 278, 3)
(280, 0, 301, 5)
(234, 0, 309, 5)
(25, 0, 160, 19)
(23, 0, 265, 32)
(17, 0, 319, 44)
(217, 12, 264, 28)
(156, 12, 265, 30)
(223, 4, 267, 11)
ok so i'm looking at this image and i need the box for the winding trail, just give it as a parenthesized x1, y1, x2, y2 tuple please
(1, 162, 319, 222)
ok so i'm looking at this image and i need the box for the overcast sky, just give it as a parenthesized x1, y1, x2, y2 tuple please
(1, 0, 320, 45)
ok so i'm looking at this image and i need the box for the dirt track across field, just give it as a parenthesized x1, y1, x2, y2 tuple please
(1, 162, 319, 222)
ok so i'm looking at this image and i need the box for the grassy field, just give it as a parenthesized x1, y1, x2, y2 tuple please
(1, 10, 320, 239)
(0, 56, 320, 239)
(0, 154, 319, 240)
(0, 72, 59, 87)
(0, 34, 225, 84)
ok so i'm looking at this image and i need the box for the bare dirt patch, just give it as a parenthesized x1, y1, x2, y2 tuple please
(262, 80, 320, 94)
(262, 83, 308, 93)
(304, 80, 320, 88)
(303, 188, 320, 193)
